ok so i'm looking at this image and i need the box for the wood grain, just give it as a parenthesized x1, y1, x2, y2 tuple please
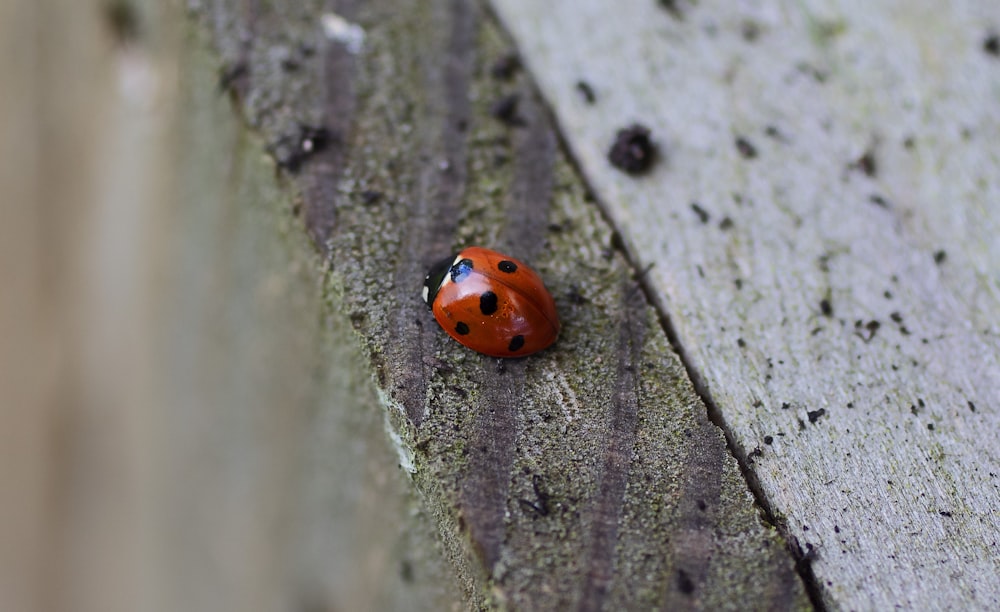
(491, 0, 1000, 608)
(196, 0, 809, 608)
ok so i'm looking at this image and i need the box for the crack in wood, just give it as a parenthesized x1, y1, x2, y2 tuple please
(627, 266, 825, 610)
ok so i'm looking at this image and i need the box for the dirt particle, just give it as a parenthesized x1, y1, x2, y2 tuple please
(807, 408, 826, 424)
(741, 20, 761, 42)
(869, 194, 890, 208)
(218, 61, 249, 94)
(764, 435, 774, 445)
(676, 569, 695, 594)
(969, 400, 977, 412)
(820, 298, 833, 318)
(575, 80, 596, 104)
(850, 150, 877, 177)
(735, 136, 758, 159)
(490, 94, 523, 126)
(566, 286, 587, 305)
(490, 53, 521, 80)
(854, 320, 880, 342)
(985, 33, 1000, 57)
(269, 124, 334, 173)
(608, 124, 657, 174)
(658, 0, 684, 20)
(764, 125, 784, 140)
(690, 202, 710, 224)
(718, 216, 734, 230)
(933, 250, 947, 264)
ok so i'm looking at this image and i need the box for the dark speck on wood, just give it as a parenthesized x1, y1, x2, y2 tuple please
(869, 194, 890, 208)
(690, 202, 710, 224)
(491, 93, 523, 126)
(735, 136, 758, 159)
(490, 53, 521, 79)
(850, 150, 877, 177)
(984, 33, 1000, 57)
(575, 80, 596, 104)
(608, 124, 656, 174)
(820, 299, 833, 317)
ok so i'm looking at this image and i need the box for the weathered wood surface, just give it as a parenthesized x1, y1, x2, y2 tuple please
(3, 0, 813, 609)
(4, 1, 454, 611)
(492, 0, 1000, 609)
(192, 0, 809, 609)
(35, 0, 1000, 609)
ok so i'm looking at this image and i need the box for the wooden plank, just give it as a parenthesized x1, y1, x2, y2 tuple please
(491, 0, 1000, 608)
(1, 0, 457, 610)
(196, 0, 809, 608)
(157, 23, 463, 611)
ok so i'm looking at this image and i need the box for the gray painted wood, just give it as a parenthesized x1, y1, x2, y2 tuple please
(491, 0, 1000, 609)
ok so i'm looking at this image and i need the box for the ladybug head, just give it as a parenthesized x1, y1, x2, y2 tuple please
(422, 252, 458, 307)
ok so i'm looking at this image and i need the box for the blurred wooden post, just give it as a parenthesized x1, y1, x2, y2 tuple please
(3, 1, 456, 610)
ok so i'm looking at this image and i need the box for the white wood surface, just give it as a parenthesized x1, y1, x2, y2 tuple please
(492, 0, 1000, 608)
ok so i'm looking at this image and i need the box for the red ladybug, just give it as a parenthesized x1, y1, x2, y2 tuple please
(423, 246, 559, 357)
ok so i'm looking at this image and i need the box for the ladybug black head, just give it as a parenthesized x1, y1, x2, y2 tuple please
(422, 253, 458, 307)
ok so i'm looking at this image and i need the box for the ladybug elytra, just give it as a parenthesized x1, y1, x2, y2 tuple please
(422, 246, 559, 357)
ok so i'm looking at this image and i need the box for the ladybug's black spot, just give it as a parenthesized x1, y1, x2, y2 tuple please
(455, 322, 470, 335)
(508, 335, 525, 352)
(498, 260, 518, 273)
(480, 291, 498, 315)
(451, 258, 474, 282)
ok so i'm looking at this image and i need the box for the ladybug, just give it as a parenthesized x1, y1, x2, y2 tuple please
(422, 246, 559, 357)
